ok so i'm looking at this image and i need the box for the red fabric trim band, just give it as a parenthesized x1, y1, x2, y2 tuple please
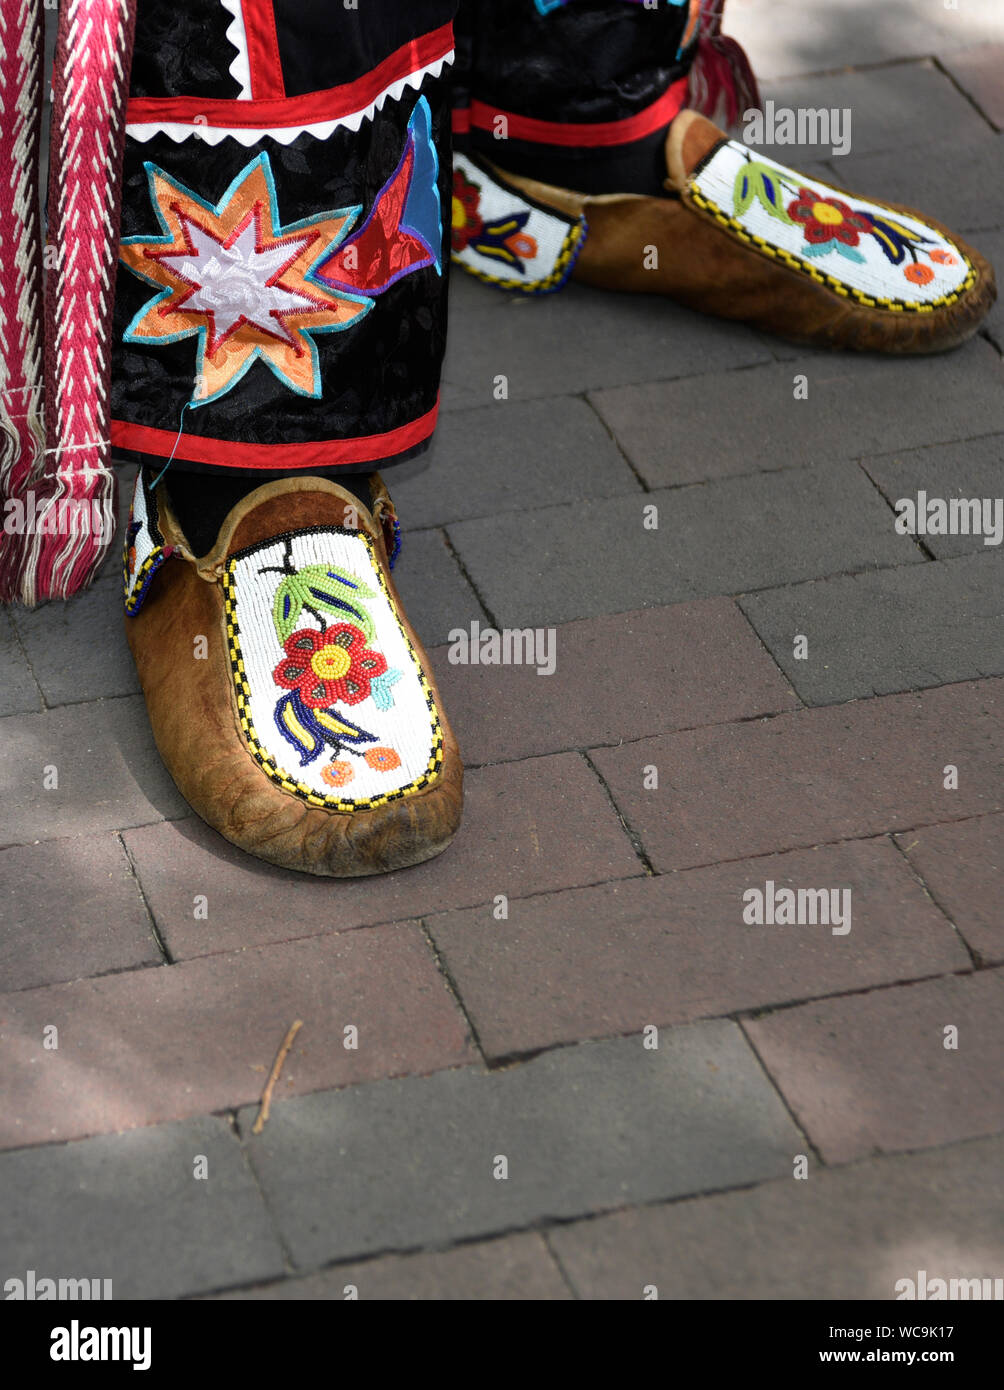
(451, 106, 471, 135)
(126, 23, 454, 129)
(243, 0, 286, 102)
(110, 400, 439, 470)
(469, 75, 689, 149)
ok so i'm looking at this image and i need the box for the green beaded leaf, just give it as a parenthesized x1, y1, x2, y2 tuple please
(272, 565, 376, 644)
(733, 161, 795, 225)
(272, 578, 302, 645)
(734, 167, 755, 217)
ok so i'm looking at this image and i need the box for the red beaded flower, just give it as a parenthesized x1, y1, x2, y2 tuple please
(272, 625, 387, 708)
(787, 189, 872, 246)
(452, 169, 484, 252)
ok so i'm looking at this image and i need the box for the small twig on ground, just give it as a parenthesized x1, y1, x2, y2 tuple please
(251, 1019, 303, 1135)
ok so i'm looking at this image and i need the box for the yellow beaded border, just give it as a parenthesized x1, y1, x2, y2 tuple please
(124, 546, 169, 616)
(222, 526, 444, 812)
(688, 165, 976, 315)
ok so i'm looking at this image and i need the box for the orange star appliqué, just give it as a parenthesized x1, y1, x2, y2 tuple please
(120, 154, 371, 405)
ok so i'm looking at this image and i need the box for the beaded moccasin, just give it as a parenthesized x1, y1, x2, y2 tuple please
(123, 472, 463, 876)
(460, 111, 995, 354)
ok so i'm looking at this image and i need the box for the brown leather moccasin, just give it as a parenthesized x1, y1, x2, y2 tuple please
(122, 471, 463, 877)
(490, 110, 996, 354)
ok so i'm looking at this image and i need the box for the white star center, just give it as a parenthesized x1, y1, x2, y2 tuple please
(164, 215, 318, 345)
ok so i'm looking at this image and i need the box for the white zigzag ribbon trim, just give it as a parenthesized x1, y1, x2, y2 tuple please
(218, 0, 252, 101)
(126, 52, 453, 146)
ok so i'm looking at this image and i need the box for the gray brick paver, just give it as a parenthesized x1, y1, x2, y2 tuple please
(590, 343, 1004, 489)
(0, 611, 42, 717)
(209, 1231, 571, 1300)
(861, 433, 1004, 560)
(238, 1024, 803, 1268)
(447, 462, 923, 629)
(0, 1116, 284, 1301)
(440, 271, 774, 408)
(550, 1135, 1004, 1300)
(387, 528, 488, 646)
(12, 576, 139, 706)
(739, 552, 1004, 705)
(391, 396, 640, 530)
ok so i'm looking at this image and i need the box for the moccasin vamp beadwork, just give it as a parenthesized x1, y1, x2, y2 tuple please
(479, 111, 995, 354)
(123, 472, 463, 876)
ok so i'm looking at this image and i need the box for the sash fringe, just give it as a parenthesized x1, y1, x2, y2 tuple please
(687, 0, 762, 130)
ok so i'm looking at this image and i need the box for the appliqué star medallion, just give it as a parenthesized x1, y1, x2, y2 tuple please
(120, 153, 370, 406)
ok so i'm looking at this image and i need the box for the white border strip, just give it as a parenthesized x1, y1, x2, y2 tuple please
(126, 52, 453, 146)
(219, 0, 252, 101)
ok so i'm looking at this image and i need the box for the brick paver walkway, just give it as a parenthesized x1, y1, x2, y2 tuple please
(2, 0, 1002, 1299)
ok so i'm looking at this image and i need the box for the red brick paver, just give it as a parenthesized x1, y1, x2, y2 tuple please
(429, 838, 969, 1060)
(0, 835, 160, 992)
(427, 599, 799, 766)
(122, 753, 643, 959)
(591, 679, 1004, 872)
(896, 814, 1004, 965)
(0, 925, 474, 1150)
(745, 969, 1004, 1163)
(940, 44, 1004, 128)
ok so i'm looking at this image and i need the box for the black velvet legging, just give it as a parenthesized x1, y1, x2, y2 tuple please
(112, 1, 699, 497)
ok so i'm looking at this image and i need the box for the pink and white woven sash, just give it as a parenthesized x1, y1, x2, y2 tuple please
(0, 0, 45, 586)
(0, 0, 136, 604)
